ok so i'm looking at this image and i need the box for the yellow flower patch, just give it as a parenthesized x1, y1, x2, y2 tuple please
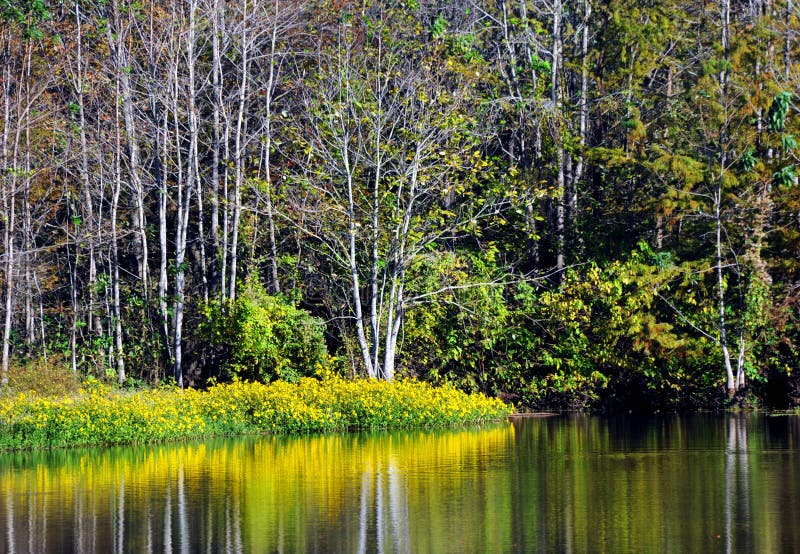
(0, 377, 511, 451)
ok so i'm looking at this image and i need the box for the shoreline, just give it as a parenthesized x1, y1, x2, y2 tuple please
(0, 377, 512, 452)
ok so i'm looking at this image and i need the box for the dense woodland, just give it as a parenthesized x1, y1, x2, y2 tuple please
(2, 0, 800, 411)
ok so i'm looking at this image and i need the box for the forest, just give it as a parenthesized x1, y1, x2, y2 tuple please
(1, 0, 799, 412)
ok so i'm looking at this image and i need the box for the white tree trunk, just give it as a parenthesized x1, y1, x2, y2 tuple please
(172, 0, 199, 388)
(211, 0, 224, 298)
(1, 38, 28, 383)
(110, 1, 149, 294)
(264, 0, 282, 295)
(72, 2, 104, 372)
(552, 0, 566, 272)
(345, 155, 376, 378)
(229, 0, 251, 302)
(112, 79, 126, 384)
(715, 188, 736, 395)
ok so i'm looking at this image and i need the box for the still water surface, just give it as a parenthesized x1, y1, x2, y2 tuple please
(1, 414, 799, 552)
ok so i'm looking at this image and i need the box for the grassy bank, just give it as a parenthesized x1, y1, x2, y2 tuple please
(0, 377, 511, 451)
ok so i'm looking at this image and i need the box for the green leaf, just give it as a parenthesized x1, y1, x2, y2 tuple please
(740, 148, 757, 172)
(773, 165, 796, 188)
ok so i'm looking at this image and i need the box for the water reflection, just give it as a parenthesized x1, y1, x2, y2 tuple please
(0, 426, 514, 553)
(356, 459, 411, 554)
(725, 416, 750, 554)
(1, 416, 800, 552)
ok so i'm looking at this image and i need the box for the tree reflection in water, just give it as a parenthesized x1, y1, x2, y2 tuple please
(2, 416, 800, 552)
(356, 459, 411, 554)
(725, 415, 751, 554)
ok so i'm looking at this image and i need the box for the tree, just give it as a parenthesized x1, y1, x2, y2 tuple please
(645, 0, 795, 398)
(1, 1, 54, 383)
(292, 5, 503, 380)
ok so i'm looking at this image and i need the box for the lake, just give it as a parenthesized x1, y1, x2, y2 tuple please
(1, 414, 799, 552)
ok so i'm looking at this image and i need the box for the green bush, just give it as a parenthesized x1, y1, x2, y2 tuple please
(203, 274, 327, 383)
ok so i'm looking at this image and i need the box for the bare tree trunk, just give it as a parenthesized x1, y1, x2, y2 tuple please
(552, 0, 566, 272)
(717, 0, 740, 397)
(1, 35, 26, 384)
(221, 112, 231, 303)
(383, 143, 422, 382)
(157, 123, 170, 374)
(74, 2, 90, 374)
(383, 285, 402, 382)
(369, 35, 385, 375)
(345, 152, 376, 379)
(572, 0, 591, 253)
(229, 0, 251, 302)
(336, 40, 375, 378)
(264, 0, 281, 295)
(109, 0, 149, 295)
(17, 39, 35, 358)
(22, 256, 31, 356)
(72, 1, 104, 372)
(34, 272, 45, 361)
(716, 187, 736, 396)
(112, 78, 126, 384)
(23, 126, 33, 351)
(153, 62, 170, 373)
(196, 162, 209, 304)
(211, 0, 224, 298)
(735, 332, 746, 389)
(189, 0, 208, 304)
(1, 184, 16, 385)
(68, 233, 79, 372)
(173, 0, 201, 388)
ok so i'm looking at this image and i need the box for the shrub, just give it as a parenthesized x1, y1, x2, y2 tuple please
(1, 355, 80, 398)
(203, 274, 327, 383)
